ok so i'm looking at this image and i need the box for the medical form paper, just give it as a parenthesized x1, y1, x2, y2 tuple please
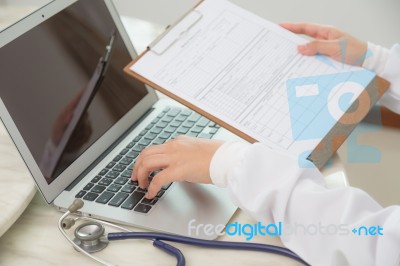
(126, 0, 388, 167)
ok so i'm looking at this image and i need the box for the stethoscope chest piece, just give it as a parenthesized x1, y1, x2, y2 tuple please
(73, 221, 109, 253)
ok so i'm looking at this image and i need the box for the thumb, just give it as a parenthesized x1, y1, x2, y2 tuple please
(298, 40, 340, 57)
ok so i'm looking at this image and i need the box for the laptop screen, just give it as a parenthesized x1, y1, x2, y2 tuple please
(0, 0, 148, 184)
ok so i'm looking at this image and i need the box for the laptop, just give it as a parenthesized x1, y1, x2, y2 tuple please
(0, 0, 240, 240)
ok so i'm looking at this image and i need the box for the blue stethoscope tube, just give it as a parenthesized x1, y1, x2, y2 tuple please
(108, 232, 310, 266)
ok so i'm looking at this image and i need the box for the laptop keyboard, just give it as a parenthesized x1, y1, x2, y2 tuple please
(75, 107, 221, 214)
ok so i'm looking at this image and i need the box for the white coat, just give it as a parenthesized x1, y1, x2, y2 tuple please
(209, 44, 400, 266)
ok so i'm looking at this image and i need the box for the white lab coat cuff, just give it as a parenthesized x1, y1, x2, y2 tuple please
(362, 42, 390, 74)
(209, 141, 250, 188)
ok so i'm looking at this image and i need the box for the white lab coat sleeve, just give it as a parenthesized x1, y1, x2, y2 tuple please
(363, 43, 400, 114)
(210, 141, 400, 266)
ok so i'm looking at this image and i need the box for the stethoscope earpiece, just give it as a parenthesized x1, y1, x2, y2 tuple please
(73, 221, 109, 253)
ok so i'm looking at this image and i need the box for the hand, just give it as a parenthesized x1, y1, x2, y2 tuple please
(132, 136, 224, 199)
(280, 23, 368, 66)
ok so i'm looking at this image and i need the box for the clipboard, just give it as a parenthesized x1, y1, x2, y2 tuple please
(123, 0, 390, 168)
(124, 0, 257, 144)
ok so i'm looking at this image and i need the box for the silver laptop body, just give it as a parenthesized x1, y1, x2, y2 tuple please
(0, 0, 239, 239)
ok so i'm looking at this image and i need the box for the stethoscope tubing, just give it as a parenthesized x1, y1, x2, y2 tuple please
(108, 232, 310, 266)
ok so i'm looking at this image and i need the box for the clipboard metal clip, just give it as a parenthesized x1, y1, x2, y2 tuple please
(147, 10, 203, 55)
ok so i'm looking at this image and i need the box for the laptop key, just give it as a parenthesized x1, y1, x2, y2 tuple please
(198, 133, 213, 139)
(188, 113, 201, 122)
(134, 203, 152, 214)
(144, 132, 157, 140)
(152, 138, 165, 145)
(151, 117, 160, 124)
(150, 127, 162, 134)
(75, 190, 86, 198)
(96, 191, 115, 204)
(126, 142, 135, 149)
(197, 117, 210, 127)
(113, 164, 126, 172)
(107, 184, 122, 193)
(137, 187, 147, 193)
(105, 171, 119, 179)
(187, 132, 198, 137)
(114, 177, 129, 185)
(121, 184, 135, 193)
(190, 126, 203, 133)
(167, 108, 180, 117)
(132, 144, 146, 152)
(210, 127, 219, 134)
(156, 190, 165, 198)
(145, 123, 154, 130)
(182, 121, 195, 128)
(83, 192, 99, 201)
(177, 127, 189, 134)
(139, 139, 151, 146)
(170, 120, 182, 128)
(171, 133, 180, 139)
(141, 197, 158, 205)
(92, 175, 101, 183)
(83, 183, 94, 191)
(164, 126, 176, 133)
(121, 169, 133, 178)
(181, 109, 192, 116)
(98, 178, 113, 186)
(121, 191, 145, 210)
(159, 132, 171, 139)
(98, 169, 108, 176)
(156, 121, 168, 128)
(120, 148, 129, 155)
(162, 107, 171, 113)
(91, 185, 106, 194)
(113, 155, 122, 162)
(121, 170, 132, 178)
(126, 151, 139, 159)
(130, 180, 139, 186)
(120, 157, 133, 165)
(161, 116, 173, 123)
(175, 114, 187, 122)
(108, 192, 129, 207)
(105, 161, 116, 169)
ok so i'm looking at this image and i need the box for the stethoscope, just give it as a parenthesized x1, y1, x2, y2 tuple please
(59, 199, 310, 266)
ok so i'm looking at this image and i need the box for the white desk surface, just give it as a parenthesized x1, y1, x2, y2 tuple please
(0, 11, 347, 266)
